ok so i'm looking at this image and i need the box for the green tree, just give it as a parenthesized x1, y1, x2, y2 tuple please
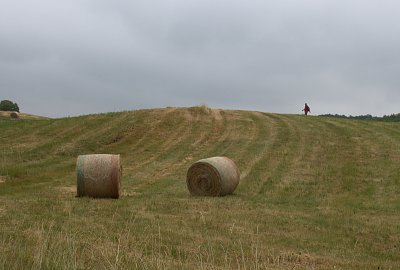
(0, 100, 20, 112)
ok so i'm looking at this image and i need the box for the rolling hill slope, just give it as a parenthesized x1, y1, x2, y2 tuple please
(0, 107, 399, 269)
(0, 111, 49, 120)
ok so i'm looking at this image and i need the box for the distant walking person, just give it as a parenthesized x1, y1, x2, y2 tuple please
(302, 103, 310, 115)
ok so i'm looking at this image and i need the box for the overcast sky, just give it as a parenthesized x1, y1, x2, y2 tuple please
(1, 0, 400, 117)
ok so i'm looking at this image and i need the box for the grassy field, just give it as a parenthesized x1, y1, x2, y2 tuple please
(0, 106, 399, 269)
(0, 111, 49, 120)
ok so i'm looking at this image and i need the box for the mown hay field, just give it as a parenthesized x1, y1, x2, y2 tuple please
(0, 111, 49, 120)
(0, 107, 399, 269)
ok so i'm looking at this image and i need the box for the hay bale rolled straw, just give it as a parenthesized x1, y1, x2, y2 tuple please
(10, 112, 19, 119)
(76, 154, 122, 198)
(186, 157, 240, 196)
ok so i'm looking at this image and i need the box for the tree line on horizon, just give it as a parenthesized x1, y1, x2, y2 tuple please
(319, 113, 400, 122)
(0, 100, 19, 112)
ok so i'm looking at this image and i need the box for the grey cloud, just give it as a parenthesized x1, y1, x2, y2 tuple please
(1, 0, 400, 117)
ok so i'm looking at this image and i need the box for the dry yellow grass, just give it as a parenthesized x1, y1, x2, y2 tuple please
(0, 175, 6, 183)
(0, 111, 49, 120)
(0, 107, 399, 269)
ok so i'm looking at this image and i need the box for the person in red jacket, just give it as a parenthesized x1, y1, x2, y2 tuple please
(302, 103, 310, 115)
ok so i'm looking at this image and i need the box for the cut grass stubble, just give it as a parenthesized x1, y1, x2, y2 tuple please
(1, 107, 399, 269)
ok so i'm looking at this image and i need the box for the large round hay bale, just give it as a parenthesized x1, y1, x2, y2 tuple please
(186, 157, 240, 196)
(76, 154, 122, 198)
(10, 112, 19, 119)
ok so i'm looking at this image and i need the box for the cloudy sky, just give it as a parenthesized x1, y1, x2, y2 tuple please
(1, 0, 400, 117)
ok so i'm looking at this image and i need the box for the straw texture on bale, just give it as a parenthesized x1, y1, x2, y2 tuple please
(76, 154, 121, 198)
(186, 157, 240, 196)
(10, 112, 19, 119)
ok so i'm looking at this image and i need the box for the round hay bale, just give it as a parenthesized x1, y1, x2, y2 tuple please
(10, 112, 19, 119)
(186, 157, 240, 196)
(76, 154, 122, 198)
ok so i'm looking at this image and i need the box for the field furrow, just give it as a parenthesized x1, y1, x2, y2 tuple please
(0, 107, 399, 269)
